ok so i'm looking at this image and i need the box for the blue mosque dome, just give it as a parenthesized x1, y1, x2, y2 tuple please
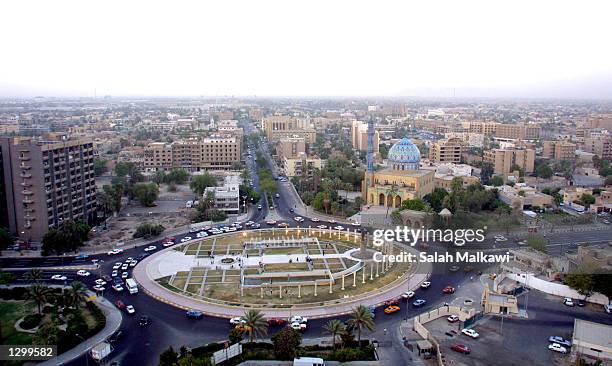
(387, 138, 421, 171)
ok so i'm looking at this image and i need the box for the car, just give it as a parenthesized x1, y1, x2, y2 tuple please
(384, 305, 401, 314)
(275, 193, 280, 198)
(108, 330, 123, 343)
(230, 317, 246, 325)
(420, 281, 431, 289)
(180, 237, 192, 243)
(114, 300, 126, 309)
(289, 315, 308, 324)
(126, 305, 135, 314)
(121, 272, 128, 279)
(605, 304, 612, 313)
(257, 205, 262, 210)
(112, 263, 122, 270)
(495, 236, 507, 242)
(310, 218, 320, 222)
(289, 322, 307, 331)
(267, 318, 286, 326)
(548, 343, 567, 354)
(129, 260, 138, 267)
(447, 315, 460, 323)
(74, 253, 90, 260)
(138, 316, 151, 326)
(93, 285, 105, 292)
(328, 219, 337, 224)
(251, 223, 261, 229)
(563, 298, 575, 307)
(412, 299, 427, 307)
(289, 208, 294, 213)
(351, 221, 360, 226)
(451, 344, 471, 354)
(548, 336, 572, 347)
(294, 217, 304, 222)
(518, 240, 527, 246)
(277, 222, 289, 228)
(317, 224, 328, 229)
(112, 284, 124, 292)
(245, 221, 253, 227)
(577, 299, 586, 307)
(144, 245, 157, 252)
(163, 241, 174, 247)
(401, 291, 415, 299)
(443, 285, 455, 294)
(111, 270, 119, 277)
(107, 248, 123, 255)
(186, 310, 204, 319)
(461, 328, 480, 338)
(102, 275, 112, 282)
(95, 279, 107, 286)
(385, 298, 400, 306)
(51, 274, 67, 281)
(266, 220, 277, 225)
(121, 264, 129, 270)
(333, 225, 345, 231)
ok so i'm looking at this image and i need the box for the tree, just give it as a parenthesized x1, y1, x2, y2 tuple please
(400, 198, 430, 212)
(133, 222, 165, 238)
(131, 183, 159, 207)
(593, 270, 612, 304)
(425, 188, 448, 212)
(490, 175, 504, 187)
(165, 169, 189, 185)
(114, 162, 139, 177)
(26, 268, 43, 282)
(207, 209, 227, 222)
(348, 305, 375, 345)
(93, 158, 108, 176)
(159, 346, 179, 366)
(152, 171, 167, 184)
(324, 319, 345, 350)
(190, 173, 217, 196)
(565, 268, 595, 300)
(580, 193, 596, 208)
(0, 226, 15, 251)
(42, 220, 90, 256)
(66, 281, 87, 309)
(28, 284, 52, 314)
(536, 164, 553, 179)
(526, 233, 547, 253)
(228, 327, 244, 344)
(271, 327, 302, 360)
(242, 309, 268, 343)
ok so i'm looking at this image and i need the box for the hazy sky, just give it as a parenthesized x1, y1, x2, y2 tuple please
(1, 0, 611, 98)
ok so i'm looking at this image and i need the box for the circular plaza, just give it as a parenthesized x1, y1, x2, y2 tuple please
(133, 227, 428, 318)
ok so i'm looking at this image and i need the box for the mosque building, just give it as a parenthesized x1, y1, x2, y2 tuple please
(362, 137, 435, 208)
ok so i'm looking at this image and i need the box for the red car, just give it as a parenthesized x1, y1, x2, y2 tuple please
(451, 344, 471, 354)
(114, 300, 126, 310)
(384, 298, 400, 306)
(267, 318, 286, 326)
(443, 285, 455, 294)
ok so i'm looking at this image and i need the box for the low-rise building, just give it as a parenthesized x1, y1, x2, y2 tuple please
(203, 175, 241, 215)
(572, 319, 612, 362)
(497, 184, 553, 210)
(282, 153, 323, 177)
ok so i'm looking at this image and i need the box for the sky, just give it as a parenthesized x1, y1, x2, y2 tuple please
(1, 0, 611, 98)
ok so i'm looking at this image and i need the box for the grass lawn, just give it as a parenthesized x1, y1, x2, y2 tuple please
(0, 300, 36, 345)
(263, 247, 305, 255)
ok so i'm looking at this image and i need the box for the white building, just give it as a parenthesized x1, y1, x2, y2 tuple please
(204, 176, 241, 215)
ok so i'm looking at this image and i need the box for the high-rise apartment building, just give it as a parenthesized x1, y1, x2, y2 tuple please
(143, 136, 240, 172)
(276, 137, 306, 160)
(428, 137, 466, 164)
(351, 120, 380, 152)
(542, 141, 576, 161)
(0, 136, 97, 242)
(262, 115, 316, 143)
(484, 148, 535, 174)
(583, 137, 612, 161)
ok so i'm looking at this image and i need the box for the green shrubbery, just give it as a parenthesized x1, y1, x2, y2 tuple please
(133, 222, 165, 239)
(21, 313, 43, 329)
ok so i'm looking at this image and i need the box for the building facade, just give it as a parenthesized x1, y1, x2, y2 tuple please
(428, 137, 466, 164)
(276, 137, 306, 160)
(262, 115, 316, 143)
(0, 136, 97, 242)
(351, 120, 380, 152)
(143, 137, 240, 172)
(282, 154, 323, 177)
(542, 140, 576, 161)
(484, 148, 535, 174)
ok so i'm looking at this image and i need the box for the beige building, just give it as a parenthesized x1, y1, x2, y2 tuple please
(0, 136, 97, 242)
(465, 122, 540, 140)
(276, 137, 306, 160)
(542, 140, 576, 161)
(144, 136, 240, 172)
(428, 137, 466, 164)
(497, 184, 553, 210)
(484, 148, 535, 174)
(583, 137, 612, 160)
(566, 243, 612, 272)
(282, 154, 323, 177)
(572, 319, 612, 362)
(262, 115, 316, 143)
(351, 120, 380, 152)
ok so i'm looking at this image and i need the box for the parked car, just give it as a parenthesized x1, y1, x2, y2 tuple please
(447, 315, 460, 323)
(451, 344, 471, 354)
(384, 306, 400, 314)
(186, 310, 204, 319)
(461, 328, 480, 338)
(563, 298, 575, 307)
(93, 285, 105, 292)
(548, 336, 572, 347)
(604, 304, 612, 313)
(112, 284, 124, 292)
(108, 330, 123, 343)
(95, 279, 107, 286)
(420, 281, 431, 289)
(121, 272, 129, 279)
(577, 299, 586, 307)
(126, 305, 135, 314)
(112, 263, 122, 270)
(121, 264, 129, 270)
(266, 220, 277, 225)
(310, 218, 320, 222)
(548, 343, 567, 354)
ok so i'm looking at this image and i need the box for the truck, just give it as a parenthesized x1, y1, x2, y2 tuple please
(90, 342, 112, 361)
(125, 278, 138, 294)
(293, 357, 325, 366)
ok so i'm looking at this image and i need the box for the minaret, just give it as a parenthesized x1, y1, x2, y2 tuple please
(366, 116, 375, 172)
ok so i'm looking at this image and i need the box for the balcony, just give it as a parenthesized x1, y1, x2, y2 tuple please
(19, 156, 30, 161)
(22, 190, 33, 196)
(23, 198, 34, 204)
(20, 182, 32, 187)
(23, 215, 36, 221)
(20, 164, 32, 170)
(20, 173, 32, 178)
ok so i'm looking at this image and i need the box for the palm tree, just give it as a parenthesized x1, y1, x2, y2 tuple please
(385, 184, 398, 218)
(27, 284, 52, 314)
(323, 319, 345, 349)
(25, 268, 43, 282)
(348, 305, 375, 345)
(66, 281, 88, 309)
(242, 310, 268, 343)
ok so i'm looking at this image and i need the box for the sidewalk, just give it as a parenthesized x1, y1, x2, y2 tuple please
(39, 293, 122, 366)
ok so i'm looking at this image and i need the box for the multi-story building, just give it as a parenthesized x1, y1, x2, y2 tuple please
(203, 175, 240, 215)
(542, 140, 576, 161)
(351, 120, 380, 152)
(484, 148, 535, 174)
(143, 136, 240, 172)
(0, 136, 97, 242)
(428, 137, 466, 164)
(465, 122, 540, 140)
(262, 115, 316, 143)
(282, 153, 323, 177)
(276, 137, 306, 160)
(583, 137, 612, 160)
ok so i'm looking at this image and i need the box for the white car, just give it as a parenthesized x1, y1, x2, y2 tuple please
(95, 279, 107, 286)
(310, 218, 320, 222)
(111, 270, 118, 277)
(229, 317, 245, 325)
(289, 315, 307, 324)
(563, 298, 575, 307)
(289, 322, 307, 331)
(294, 217, 304, 222)
(401, 291, 415, 299)
(93, 285, 105, 292)
(548, 343, 567, 354)
(420, 281, 431, 289)
(461, 328, 480, 338)
(112, 284, 124, 292)
(317, 225, 327, 229)
(121, 272, 129, 279)
(112, 263, 122, 270)
(447, 315, 460, 323)
(605, 304, 612, 313)
(107, 248, 123, 255)
(51, 274, 67, 281)
(181, 237, 192, 242)
(351, 222, 360, 226)
(228, 227, 237, 232)
(121, 264, 129, 270)
(333, 226, 345, 231)
(126, 305, 135, 314)
(144, 245, 157, 252)
(76, 270, 90, 277)
(266, 220, 277, 225)
(163, 241, 174, 247)
(129, 260, 138, 267)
